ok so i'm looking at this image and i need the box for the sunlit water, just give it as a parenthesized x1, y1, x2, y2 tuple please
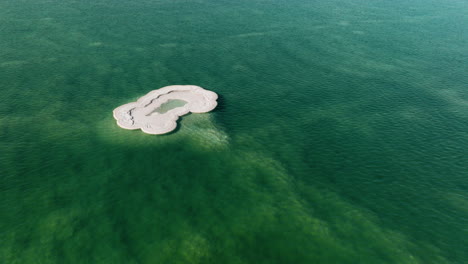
(1, 0, 467, 263)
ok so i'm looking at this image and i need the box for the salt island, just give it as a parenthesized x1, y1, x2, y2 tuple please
(113, 85, 218, 135)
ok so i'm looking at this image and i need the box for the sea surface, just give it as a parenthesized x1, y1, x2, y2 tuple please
(1, 0, 467, 263)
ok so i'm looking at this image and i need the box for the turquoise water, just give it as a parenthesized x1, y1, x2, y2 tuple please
(1, 0, 467, 263)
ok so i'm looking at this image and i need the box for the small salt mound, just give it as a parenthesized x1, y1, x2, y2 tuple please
(113, 85, 218, 135)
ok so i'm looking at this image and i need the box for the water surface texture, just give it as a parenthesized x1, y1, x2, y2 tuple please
(1, 0, 467, 263)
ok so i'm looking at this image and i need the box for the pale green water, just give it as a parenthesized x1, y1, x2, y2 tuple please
(154, 99, 188, 114)
(1, 0, 467, 263)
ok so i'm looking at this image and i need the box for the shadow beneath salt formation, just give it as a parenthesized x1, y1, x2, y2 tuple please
(210, 93, 231, 134)
(212, 94, 226, 113)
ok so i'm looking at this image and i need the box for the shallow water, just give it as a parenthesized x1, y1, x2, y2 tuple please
(154, 99, 188, 114)
(1, 0, 467, 263)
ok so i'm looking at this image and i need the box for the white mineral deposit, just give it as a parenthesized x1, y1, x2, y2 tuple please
(113, 85, 218, 135)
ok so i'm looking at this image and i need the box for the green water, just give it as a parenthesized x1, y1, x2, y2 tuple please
(153, 99, 188, 114)
(1, 0, 467, 263)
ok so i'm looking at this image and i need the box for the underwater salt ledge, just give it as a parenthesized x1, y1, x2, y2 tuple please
(113, 85, 218, 135)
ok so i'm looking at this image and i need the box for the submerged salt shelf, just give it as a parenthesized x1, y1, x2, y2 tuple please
(113, 85, 218, 135)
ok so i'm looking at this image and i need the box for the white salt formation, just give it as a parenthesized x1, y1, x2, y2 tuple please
(113, 85, 218, 135)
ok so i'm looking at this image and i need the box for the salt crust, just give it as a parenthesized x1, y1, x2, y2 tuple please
(113, 85, 218, 135)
